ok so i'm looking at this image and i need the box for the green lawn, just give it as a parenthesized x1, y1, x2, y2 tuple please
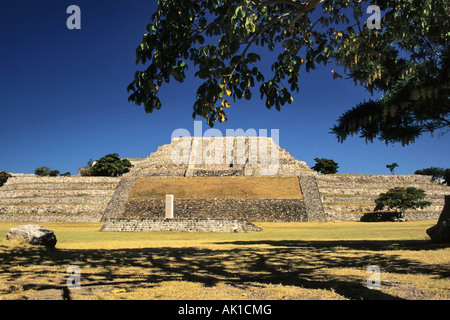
(0, 221, 448, 300)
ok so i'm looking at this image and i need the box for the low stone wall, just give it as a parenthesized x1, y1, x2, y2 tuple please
(317, 174, 435, 183)
(100, 218, 262, 233)
(189, 169, 244, 177)
(0, 214, 102, 222)
(123, 198, 307, 222)
(4, 176, 121, 186)
(0, 203, 107, 215)
(326, 210, 441, 221)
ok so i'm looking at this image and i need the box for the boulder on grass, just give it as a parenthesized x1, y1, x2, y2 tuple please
(426, 196, 450, 243)
(6, 224, 57, 248)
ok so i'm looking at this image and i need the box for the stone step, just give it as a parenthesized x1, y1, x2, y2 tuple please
(132, 164, 188, 171)
(4, 176, 121, 185)
(137, 160, 186, 166)
(322, 203, 444, 214)
(0, 196, 112, 205)
(0, 203, 107, 215)
(319, 187, 450, 197)
(321, 194, 445, 204)
(279, 163, 311, 169)
(190, 169, 244, 177)
(155, 145, 173, 153)
(279, 158, 302, 164)
(0, 182, 119, 191)
(316, 180, 447, 189)
(149, 151, 174, 157)
(317, 174, 434, 183)
(0, 189, 115, 198)
(277, 169, 318, 175)
(127, 170, 186, 177)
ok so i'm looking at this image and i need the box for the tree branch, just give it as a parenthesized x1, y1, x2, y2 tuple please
(224, 11, 295, 82)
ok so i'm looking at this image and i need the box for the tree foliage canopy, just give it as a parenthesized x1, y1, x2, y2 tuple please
(0, 171, 12, 187)
(374, 187, 431, 217)
(89, 154, 133, 177)
(386, 162, 398, 174)
(127, 0, 449, 144)
(311, 157, 339, 174)
(415, 167, 450, 185)
(35, 167, 65, 177)
(35, 166, 52, 177)
(331, 0, 450, 145)
(415, 166, 445, 179)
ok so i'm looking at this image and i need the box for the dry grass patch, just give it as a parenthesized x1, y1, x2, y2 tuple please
(130, 177, 302, 199)
(0, 221, 448, 300)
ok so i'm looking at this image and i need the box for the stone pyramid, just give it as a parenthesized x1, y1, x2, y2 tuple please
(125, 136, 316, 177)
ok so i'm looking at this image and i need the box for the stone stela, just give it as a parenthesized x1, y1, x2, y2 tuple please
(165, 194, 174, 219)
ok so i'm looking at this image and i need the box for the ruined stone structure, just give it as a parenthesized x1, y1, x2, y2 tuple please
(1, 136, 449, 228)
(126, 136, 316, 177)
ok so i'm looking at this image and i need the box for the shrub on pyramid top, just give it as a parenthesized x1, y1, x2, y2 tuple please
(83, 153, 133, 177)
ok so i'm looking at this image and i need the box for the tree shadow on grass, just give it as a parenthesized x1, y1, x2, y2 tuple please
(221, 239, 450, 280)
(0, 239, 448, 300)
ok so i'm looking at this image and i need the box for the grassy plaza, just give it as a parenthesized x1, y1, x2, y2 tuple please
(0, 220, 448, 300)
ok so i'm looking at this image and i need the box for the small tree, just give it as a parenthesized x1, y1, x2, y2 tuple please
(48, 170, 60, 177)
(386, 163, 398, 175)
(415, 167, 445, 181)
(0, 171, 12, 187)
(35, 167, 66, 177)
(35, 166, 51, 176)
(311, 158, 339, 174)
(374, 187, 431, 219)
(89, 153, 133, 177)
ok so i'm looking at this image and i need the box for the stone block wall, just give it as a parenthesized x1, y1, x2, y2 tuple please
(0, 176, 120, 222)
(100, 218, 262, 233)
(122, 198, 307, 222)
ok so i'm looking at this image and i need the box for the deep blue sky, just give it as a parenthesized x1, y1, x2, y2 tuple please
(1, 0, 448, 175)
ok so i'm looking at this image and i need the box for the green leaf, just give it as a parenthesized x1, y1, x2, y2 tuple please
(244, 87, 252, 100)
(235, 6, 245, 19)
(245, 18, 256, 33)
